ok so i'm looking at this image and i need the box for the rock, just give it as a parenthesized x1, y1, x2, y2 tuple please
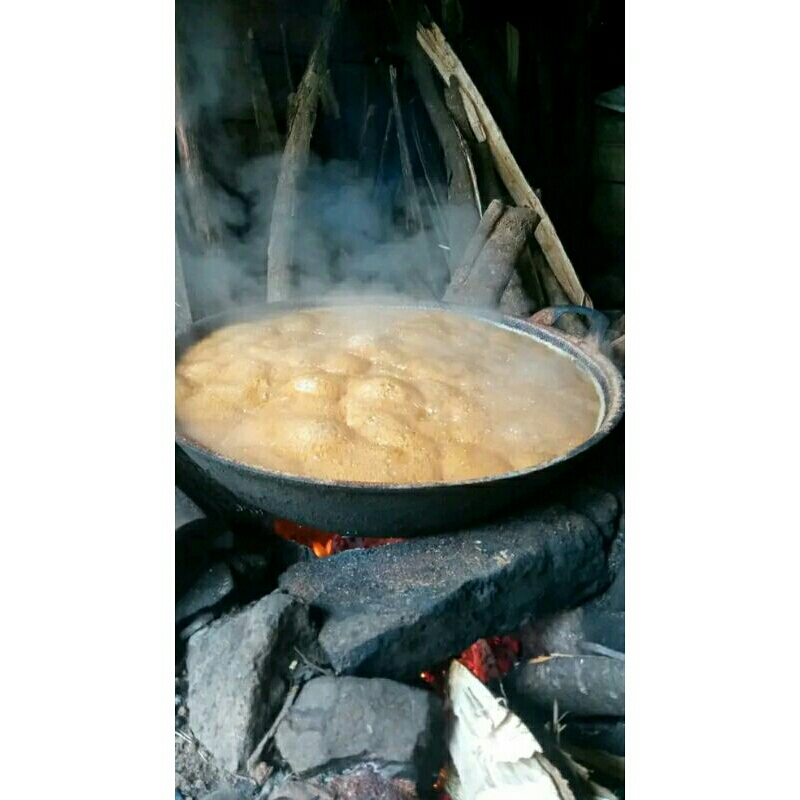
(266, 774, 418, 800)
(176, 487, 206, 530)
(211, 530, 235, 551)
(584, 512, 624, 612)
(187, 591, 318, 774)
(198, 791, 245, 800)
(274, 676, 443, 786)
(180, 613, 215, 641)
(279, 503, 611, 681)
(176, 563, 235, 626)
(266, 781, 335, 800)
(601, 560, 624, 611)
(175, 734, 226, 800)
(175, 483, 235, 602)
(561, 485, 620, 540)
(325, 769, 419, 800)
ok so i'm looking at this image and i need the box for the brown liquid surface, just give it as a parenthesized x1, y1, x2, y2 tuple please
(175, 307, 601, 483)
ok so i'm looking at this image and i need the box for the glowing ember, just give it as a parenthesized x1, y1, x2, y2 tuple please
(460, 635, 521, 683)
(433, 766, 451, 798)
(273, 519, 404, 557)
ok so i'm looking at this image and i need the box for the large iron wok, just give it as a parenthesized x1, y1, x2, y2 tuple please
(175, 300, 624, 536)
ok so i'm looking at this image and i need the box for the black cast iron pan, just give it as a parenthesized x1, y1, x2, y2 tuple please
(175, 299, 624, 536)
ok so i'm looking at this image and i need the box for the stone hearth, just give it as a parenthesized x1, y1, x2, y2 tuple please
(175, 427, 624, 800)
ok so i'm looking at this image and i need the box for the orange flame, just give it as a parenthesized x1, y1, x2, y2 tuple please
(311, 539, 334, 558)
(273, 519, 404, 558)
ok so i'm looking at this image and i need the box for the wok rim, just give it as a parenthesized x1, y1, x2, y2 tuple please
(175, 297, 625, 492)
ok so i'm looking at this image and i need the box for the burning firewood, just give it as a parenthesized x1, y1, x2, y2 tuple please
(445, 660, 576, 799)
(444, 199, 539, 308)
(415, 16, 592, 308)
(266, 0, 347, 301)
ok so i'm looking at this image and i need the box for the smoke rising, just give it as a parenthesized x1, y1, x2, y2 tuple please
(175, 1, 462, 321)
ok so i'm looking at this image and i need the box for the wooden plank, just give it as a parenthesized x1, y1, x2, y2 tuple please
(446, 660, 575, 800)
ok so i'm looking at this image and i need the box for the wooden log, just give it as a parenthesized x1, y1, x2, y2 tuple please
(532, 246, 587, 337)
(507, 242, 547, 312)
(416, 19, 592, 308)
(511, 654, 625, 718)
(409, 102, 450, 247)
(445, 200, 538, 308)
(446, 660, 575, 800)
(443, 77, 506, 207)
(451, 198, 504, 279)
(266, 0, 346, 301)
(401, 20, 478, 268)
(175, 73, 221, 249)
(560, 719, 625, 759)
(500, 261, 538, 317)
(411, 56, 479, 273)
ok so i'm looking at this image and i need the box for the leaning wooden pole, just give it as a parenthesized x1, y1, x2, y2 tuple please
(416, 18, 592, 307)
(266, 0, 346, 301)
(175, 70, 221, 248)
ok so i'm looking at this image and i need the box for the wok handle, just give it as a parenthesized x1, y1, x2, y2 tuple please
(529, 305, 611, 348)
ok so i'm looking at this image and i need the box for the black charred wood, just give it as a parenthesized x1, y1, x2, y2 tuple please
(279, 497, 614, 681)
(511, 654, 625, 719)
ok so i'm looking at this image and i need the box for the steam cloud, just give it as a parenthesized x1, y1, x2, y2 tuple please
(176, 1, 459, 321)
